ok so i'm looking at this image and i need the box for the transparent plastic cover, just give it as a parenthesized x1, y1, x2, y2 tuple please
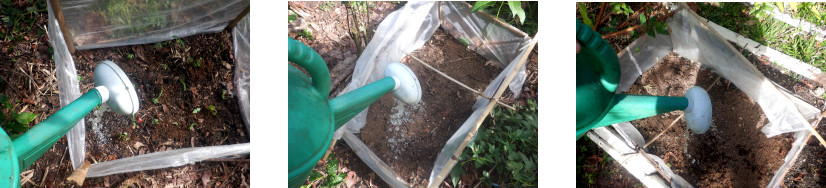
(233, 15, 250, 131)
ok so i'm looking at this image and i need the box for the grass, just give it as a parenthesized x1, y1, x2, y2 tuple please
(697, 2, 826, 71)
(455, 99, 537, 187)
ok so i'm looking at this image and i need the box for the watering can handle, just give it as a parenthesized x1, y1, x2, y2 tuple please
(576, 19, 620, 92)
(288, 37, 331, 97)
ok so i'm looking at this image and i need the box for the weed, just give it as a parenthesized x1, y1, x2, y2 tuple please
(127, 53, 134, 59)
(192, 108, 201, 114)
(208, 105, 217, 115)
(0, 95, 38, 139)
(0, 0, 47, 42)
(221, 89, 227, 100)
(301, 153, 346, 188)
(458, 99, 537, 186)
(298, 29, 315, 40)
(172, 36, 186, 48)
(119, 132, 129, 141)
(189, 123, 197, 131)
(154, 42, 163, 48)
(179, 78, 187, 90)
(161, 63, 168, 70)
(152, 88, 163, 104)
(78, 75, 84, 82)
(152, 118, 159, 124)
(195, 57, 202, 67)
(131, 114, 137, 129)
(288, 10, 297, 23)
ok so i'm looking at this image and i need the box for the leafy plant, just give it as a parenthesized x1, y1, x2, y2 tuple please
(221, 89, 227, 100)
(577, 2, 593, 28)
(152, 88, 163, 104)
(208, 105, 217, 115)
(119, 132, 129, 141)
(0, 0, 47, 42)
(78, 75, 84, 82)
(301, 153, 346, 188)
(192, 107, 201, 114)
(189, 123, 197, 131)
(127, 53, 134, 59)
(0, 95, 38, 138)
(161, 63, 168, 70)
(288, 10, 298, 23)
(152, 118, 159, 124)
(172, 35, 186, 48)
(298, 29, 315, 40)
(457, 99, 537, 187)
(472, 1, 536, 35)
(194, 57, 202, 67)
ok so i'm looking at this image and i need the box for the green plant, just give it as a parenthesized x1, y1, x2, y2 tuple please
(301, 153, 346, 188)
(221, 89, 227, 100)
(152, 118, 159, 124)
(458, 99, 537, 186)
(577, 2, 593, 28)
(172, 35, 186, 48)
(288, 10, 298, 23)
(127, 53, 134, 59)
(189, 123, 197, 131)
(192, 107, 201, 114)
(119, 132, 129, 141)
(319, 1, 337, 11)
(298, 29, 315, 40)
(0, 95, 38, 139)
(208, 105, 217, 115)
(78, 75, 84, 82)
(152, 88, 163, 104)
(131, 114, 137, 129)
(472, 1, 525, 25)
(179, 78, 187, 90)
(161, 63, 168, 70)
(194, 57, 202, 67)
(471, 1, 536, 35)
(0, 0, 47, 42)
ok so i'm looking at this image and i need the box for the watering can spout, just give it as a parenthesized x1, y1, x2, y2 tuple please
(330, 62, 422, 129)
(576, 87, 712, 139)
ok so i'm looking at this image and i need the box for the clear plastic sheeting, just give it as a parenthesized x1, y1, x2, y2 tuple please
(334, 1, 440, 139)
(440, 1, 530, 98)
(86, 143, 250, 177)
(59, 0, 249, 50)
(341, 132, 410, 188)
(232, 15, 250, 131)
(47, 0, 85, 170)
(668, 5, 813, 137)
(615, 34, 674, 93)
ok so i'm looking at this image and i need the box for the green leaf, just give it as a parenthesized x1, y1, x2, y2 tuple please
(471, 1, 495, 13)
(639, 14, 647, 25)
(192, 108, 201, 114)
(14, 112, 37, 125)
(508, 1, 525, 24)
(449, 164, 465, 187)
(578, 3, 593, 28)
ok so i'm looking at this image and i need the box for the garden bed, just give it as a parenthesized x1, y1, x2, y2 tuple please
(26, 32, 249, 187)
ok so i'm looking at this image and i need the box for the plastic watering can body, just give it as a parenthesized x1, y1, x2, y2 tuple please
(288, 37, 421, 187)
(575, 19, 712, 139)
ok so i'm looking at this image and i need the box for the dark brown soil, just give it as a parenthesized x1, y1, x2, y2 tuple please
(24, 31, 250, 187)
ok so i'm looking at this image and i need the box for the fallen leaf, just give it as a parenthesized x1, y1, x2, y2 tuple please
(66, 161, 92, 186)
(202, 170, 212, 187)
(133, 141, 145, 149)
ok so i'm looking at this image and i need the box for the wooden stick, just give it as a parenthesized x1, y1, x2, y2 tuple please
(619, 3, 648, 29)
(428, 32, 538, 188)
(602, 6, 683, 39)
(224, 6, 250, 32)
(593, 2, 607, 31)
(49, 0, 75, 54)
(404, 53, 517, 111)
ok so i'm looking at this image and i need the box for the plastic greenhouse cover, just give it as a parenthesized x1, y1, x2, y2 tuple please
(342, 132, 410, 187)
(668, 5, 816, 137)
(58, 0, 249, 50)
(232, 15, 249, 131)
(86, 143, 249, 177)
(615, 34, 674, 93)
(333, 1, 440, 139)
(47, 0, 86, 170)
(440, 1, 530, 99)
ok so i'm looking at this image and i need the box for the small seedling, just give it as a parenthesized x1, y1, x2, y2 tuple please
(77, 75, 84, 82)
(119, 132, 129, 141)
(154, 42, 163, 48)
(131, 114, 137, 129)
(195, 57, 202, 67)
(189, 123, 197, 131)
(0, 95, 38, 139)
(208, 105, 217, 115)
(173, 122, 179, 126)
(172, 36, 185, 48)
(152, 118, 159, 124)
(221, 89, 227, 100)
(127, 54, 134, 59)
(192, 107, 201, 114)
(152, 88, 163, 104)
(161, 64, 168, 70)
(179, 78, 187, 90)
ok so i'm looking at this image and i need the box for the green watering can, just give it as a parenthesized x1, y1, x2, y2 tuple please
(576, 19, 712, 139)
(0, 61, 139, 187)
(288, 38, 422, 187)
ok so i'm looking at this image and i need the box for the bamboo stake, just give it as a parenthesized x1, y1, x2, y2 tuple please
(49, 0, 75, 54)
(428, 33, 538, 188)
(404, 53, 517, 111)
(224, 6, 250, 32)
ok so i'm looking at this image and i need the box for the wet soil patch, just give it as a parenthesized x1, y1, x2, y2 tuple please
(332, 28, 502, 187)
